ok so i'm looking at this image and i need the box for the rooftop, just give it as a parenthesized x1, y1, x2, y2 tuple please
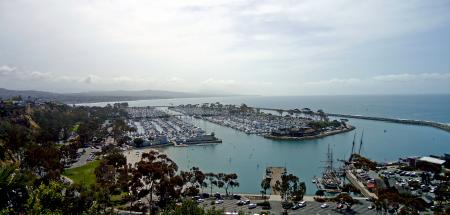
(419, 156, 446, 165)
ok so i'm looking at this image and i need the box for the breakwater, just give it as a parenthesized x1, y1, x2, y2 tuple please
(327, 113, 450, 133)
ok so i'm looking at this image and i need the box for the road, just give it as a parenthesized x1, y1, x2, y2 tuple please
(67, 147, 101, 169)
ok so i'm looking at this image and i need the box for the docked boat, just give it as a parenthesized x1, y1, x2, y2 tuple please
(179, 132, 222, 145)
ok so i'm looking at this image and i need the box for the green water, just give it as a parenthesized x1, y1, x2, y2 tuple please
(81, 95, 450, 195)
(160, 116, 450, 195)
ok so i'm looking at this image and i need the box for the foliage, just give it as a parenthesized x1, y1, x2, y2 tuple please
(133, 138, 144, 147)
(308, 120, 340, 130)
(129, 151, 182, 210)
(260, 177, 271, 199)
(274, 173, 306, 202)
(0, 163, 32, 212)
(351, 154, 378, 170)
(27, 181, 65, 215)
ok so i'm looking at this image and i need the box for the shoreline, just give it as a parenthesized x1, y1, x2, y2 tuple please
(263, 125, 355, 141)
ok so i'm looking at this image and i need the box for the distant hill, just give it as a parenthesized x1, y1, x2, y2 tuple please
(0, 88, 228, 104)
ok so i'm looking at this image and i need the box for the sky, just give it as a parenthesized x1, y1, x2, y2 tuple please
(1, 0, 450, 95)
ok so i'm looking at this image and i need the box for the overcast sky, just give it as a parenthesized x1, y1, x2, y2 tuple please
(1, 0, 450, 95)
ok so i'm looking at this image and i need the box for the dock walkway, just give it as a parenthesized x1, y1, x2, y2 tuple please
(345, 169, 378, 200)
(265, 167, 286, 195)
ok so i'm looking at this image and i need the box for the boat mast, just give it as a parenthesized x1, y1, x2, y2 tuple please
(358, 129, 364, 155)
(349, 132, 356, 161)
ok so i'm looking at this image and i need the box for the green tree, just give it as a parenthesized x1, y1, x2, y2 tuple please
(27, 181, 65, 215)
(274, 173, 306, 202)
(223, 173, 238, 196)
(130, 151, 181, 214)
(260, 178, 271, 200)
(206, 173, 217, 196)
(0, 163, 31, 212)
(133, 138, 144, 147)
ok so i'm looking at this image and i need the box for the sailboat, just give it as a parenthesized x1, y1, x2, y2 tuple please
(358, 129, 364, 155)
(320, 144, 341, 190)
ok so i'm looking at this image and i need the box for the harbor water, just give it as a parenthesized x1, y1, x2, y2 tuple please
(82, 95, 450, 195)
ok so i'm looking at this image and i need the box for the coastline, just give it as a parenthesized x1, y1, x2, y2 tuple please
(263, 125, 355, 141)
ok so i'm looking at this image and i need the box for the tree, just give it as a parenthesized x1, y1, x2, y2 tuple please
(223, 173, 238, 196)
(129, 151, 181, 214)
(181, 167, 206, 196)
(0, 121, 31, 162)
(0, 163, 31, 212)
(206, 173, 217, 196)
(260, 178, 271, 200)
(133, 138, 144, 147)
(27, 181, 65, 215)
(104, 149, 127, 170)
(274, 173, 306, 202)
(23, 144, 64, 183)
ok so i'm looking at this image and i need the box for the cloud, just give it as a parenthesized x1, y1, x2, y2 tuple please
(30, 71, 52, 80)
(0, 65, 17, 76)
(305, 78, 361, 85)
(0, 1, 449, 94)
(83, 75, 100, 84)
(373, 73, 450, 82)
(202, 78, 237, 86)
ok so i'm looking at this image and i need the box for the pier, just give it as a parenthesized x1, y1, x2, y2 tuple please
(264, 167, 286, 195)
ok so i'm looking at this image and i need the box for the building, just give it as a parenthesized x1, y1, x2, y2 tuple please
(416, 156, 446, 173)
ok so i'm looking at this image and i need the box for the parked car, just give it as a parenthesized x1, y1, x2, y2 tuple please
(214, 193, 222, 199)
(215, 199, 224, 204)
(291, 204, 301, 210)
(320, 203, 329, 208)
(248, 203, 257, 209)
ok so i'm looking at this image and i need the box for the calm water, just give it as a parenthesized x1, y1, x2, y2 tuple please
(81, 95, 450, 195)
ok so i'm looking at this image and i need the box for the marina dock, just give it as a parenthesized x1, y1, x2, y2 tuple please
(264, 167, 286, 195)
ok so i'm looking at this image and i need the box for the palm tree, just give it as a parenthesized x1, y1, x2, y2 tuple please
(206, 173, 217, 196)
(261, 178, 271, 200)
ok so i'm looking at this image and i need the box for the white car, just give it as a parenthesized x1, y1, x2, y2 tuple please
(215, 199, 224, 204)
(248, 203, 257, 209)
(298, 201, 306, 207)
(368, 205, 374, 210)
(320, 203, 329, 208)
(196, 198, 205, 203)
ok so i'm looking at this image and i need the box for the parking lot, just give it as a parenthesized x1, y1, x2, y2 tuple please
(200, 199, 378, 215)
